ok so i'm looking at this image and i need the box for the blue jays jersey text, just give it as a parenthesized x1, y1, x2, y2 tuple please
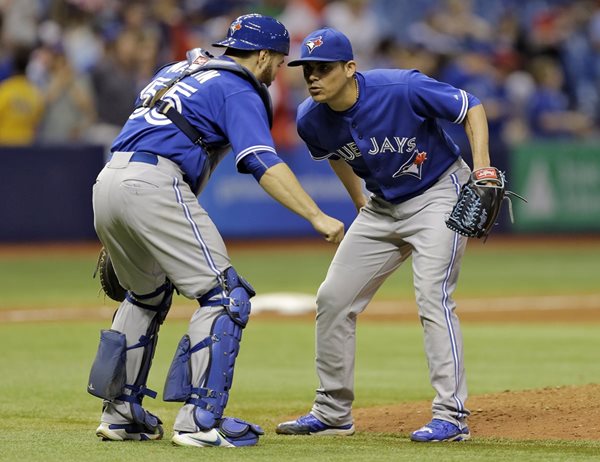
(112, 57, 277, 193)
(297, 69, 480, 203)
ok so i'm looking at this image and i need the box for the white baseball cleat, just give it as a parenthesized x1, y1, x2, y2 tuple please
(172, 429, 235, 448)
(96, 422, 163, 441)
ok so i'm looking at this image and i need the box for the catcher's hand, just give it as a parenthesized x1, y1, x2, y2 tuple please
(93, 247, 127, 302)
(446, 167, 526, 240)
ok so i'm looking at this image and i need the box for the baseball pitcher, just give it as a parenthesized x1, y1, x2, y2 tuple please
(276, 27, 514, 442)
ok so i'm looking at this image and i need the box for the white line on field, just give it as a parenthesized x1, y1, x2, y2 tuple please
(0, 294, 599, 322)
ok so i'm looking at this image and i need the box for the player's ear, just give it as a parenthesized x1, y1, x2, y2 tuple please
(258, 49, 270, 63)
(344, 60, 356, 78)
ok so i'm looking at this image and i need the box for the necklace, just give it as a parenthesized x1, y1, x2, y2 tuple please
(355, 77, 359, 100)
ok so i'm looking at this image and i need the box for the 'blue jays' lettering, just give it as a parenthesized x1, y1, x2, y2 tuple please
(297, 69, 479, 202)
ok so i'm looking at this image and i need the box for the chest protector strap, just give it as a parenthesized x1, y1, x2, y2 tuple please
(138, 51, 273, 148)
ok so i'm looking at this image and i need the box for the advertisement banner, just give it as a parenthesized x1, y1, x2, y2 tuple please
(512, 142, 600, 232)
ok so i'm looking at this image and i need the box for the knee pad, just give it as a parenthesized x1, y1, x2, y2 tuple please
(164, 267, 254, 430)
(197, 267, 255, 327)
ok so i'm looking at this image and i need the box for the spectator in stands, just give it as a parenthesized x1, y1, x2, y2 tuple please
(0, 16, 14, 82)
(88, 30, 145, 150)
(59, 4, 103, 75)
(36, 44, 96, 143)
(1, 0, 599, 147)
(411, 0, 493, 53)
(439, 43, 511, 171)
(0, 0, 41, 49)
(0, 45, 44, 145)
(322, 0, 382, 66)
(526, 55, 594, 139)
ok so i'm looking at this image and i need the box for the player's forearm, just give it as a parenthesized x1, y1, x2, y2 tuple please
(259, 163, 322, 221)
(328, 159, 367, 211)
(463, 104, 491, 170)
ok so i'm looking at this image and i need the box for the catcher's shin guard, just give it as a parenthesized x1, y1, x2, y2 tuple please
(88, 282, 173, 433)
(163, 267, 255, 430)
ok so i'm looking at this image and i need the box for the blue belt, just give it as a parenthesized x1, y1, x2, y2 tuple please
(130, 152, 159, 165)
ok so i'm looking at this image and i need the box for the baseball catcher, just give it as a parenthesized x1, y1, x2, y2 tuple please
(446, 167, 526, 240)
(87, 13, 344, 449)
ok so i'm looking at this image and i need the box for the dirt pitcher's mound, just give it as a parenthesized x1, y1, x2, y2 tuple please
(354, 384, 600, 440)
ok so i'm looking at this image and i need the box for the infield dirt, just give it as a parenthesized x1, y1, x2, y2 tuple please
(353, 383, 600, 441)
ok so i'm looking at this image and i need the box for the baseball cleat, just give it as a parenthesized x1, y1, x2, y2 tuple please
(410, 419, 470, 442)
(172, 429, 235, 448)
(96, 422, 163, 441)
(172, 417, 264, 448)
(276, 413, 355, 436)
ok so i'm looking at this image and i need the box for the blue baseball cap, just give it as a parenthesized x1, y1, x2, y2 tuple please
(287, 28, 354, 67)
(212, 14, 290, 55)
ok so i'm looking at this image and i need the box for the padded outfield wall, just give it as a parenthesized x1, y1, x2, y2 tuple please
(1, 142, 598, 242)
(511, 142, 600, 233)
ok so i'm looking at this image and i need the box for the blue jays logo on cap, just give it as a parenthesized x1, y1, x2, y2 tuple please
(229, 19, 242, 35)
(288, 28, 354, 67)
(305, 36, 324, 54)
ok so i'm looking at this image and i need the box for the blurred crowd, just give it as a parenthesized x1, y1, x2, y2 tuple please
(1, 0, 599, 159)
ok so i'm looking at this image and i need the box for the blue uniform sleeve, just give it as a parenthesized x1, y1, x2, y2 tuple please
(408, 70, 480, 124)
(221, 88, 281, 179)
(239, 151, 284, 181)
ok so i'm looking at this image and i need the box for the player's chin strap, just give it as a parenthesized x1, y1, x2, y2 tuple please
(88, 281, 174, 433)
(163, 267, 259, 440)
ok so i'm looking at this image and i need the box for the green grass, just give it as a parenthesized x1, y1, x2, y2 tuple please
(1, 240, 599, 460)
(1, 240, 599, 309)
(1, 320, 600, 461)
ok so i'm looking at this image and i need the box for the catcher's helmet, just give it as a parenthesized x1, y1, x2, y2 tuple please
(212, 14, 290, 55)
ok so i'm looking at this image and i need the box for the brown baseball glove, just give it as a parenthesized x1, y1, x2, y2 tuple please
(93, 247, 127, 302)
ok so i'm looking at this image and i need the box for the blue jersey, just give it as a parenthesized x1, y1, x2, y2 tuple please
(296, 69, 480, 203)
(112, 56, 281, 193)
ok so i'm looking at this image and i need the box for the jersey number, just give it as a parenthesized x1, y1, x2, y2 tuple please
(128, 70, 220, 126)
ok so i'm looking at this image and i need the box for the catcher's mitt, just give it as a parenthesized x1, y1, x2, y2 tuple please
(446, 167, 526, 240)
(93, 247, 127, 302)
